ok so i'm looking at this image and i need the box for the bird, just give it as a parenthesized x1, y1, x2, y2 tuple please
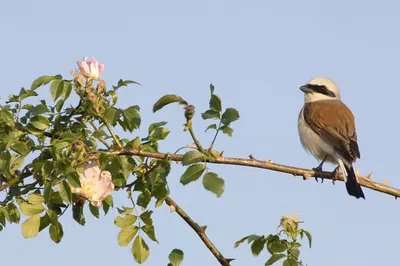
(297, 77, 365, 199)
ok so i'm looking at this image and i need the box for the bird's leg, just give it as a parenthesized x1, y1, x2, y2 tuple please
(331, 166, 340, 185)
(312, 155, 327, 183)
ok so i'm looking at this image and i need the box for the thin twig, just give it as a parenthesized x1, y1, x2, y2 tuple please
(89, 121, 111, 149)
(89, 149, 400, 198)
(208, 121, 222, 152)
(165, 196, 231, 266)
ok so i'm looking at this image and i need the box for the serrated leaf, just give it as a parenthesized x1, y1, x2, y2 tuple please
(30, 116, 50, 130)
(106, 107, 121, 126)
(182, 150, 204, 166)
(142, 224, 157, 242)
(303, 229, 312, 248)
(30, 104, 50, 116)
(89, 203, 100, 218)
(205, 124, 217, 132)
(251, 236, 266, 256)
(72, 204, 85, 226)
(201, 110, 220, 120)
(153, 94, 186, 113)
(265, 254, 286, 265)
(283, 259, 298, 266)
(148, 121, 168, 134)
(149, 127, 170, 141)
(49, 222, 63, 243)
(202, 172, 225, 197)
(118, 226, 139, 246)
(288, 247, 300, 260)
(31, 75, 61, 90)
(67, 172, 81, 188)
(113, 79, 140, 90)
(58, 180, 72, 204)
(180, 164, 206, 185)
(169, 249, 184, 266)
(50, 80, 63, 101)
(234, 235, 249, 248)
(21, 215, 40, 238)
(115, 214, 137, 228)
(140, 211, 153, 226)
(221, 108, 240, 125)
(20, 202, 45, 216)
(210, 94, 222, 112)
(220, 125, 233, 137)
(62, 81, 73, 100)
(28, 194, 44, 204)
(132, 235, 150, 264)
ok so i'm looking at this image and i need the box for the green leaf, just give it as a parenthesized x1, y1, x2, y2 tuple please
(221, 108, 240, 125)
(58, 180, 72, 204)
(117, 206, 134, 215)
(67, 172, 81, 188)
(31, 75, 61, 90)
(21, 215, 41, 238)
(288, 247, 300, 260)
(72, 204, 85, 226)
(89, 203, 100, 218)
(28, 194, 44, 204)
(114, 214, 137, 228)
(142, 224, 157, 242)
(118, 226, 139, 246)
(140, 211, 153, 225)
(202, 172, 225, 197)
(168, 249, 184, 266)
(201, 110, 220, 120)
(153, 94, 186, 113)
(210, 94, 222, 112)
(50, 80, 63, 101)
(123, 106, 141, 132)
(220, 125, 233, 137)
(180, 164, 206, 185)
(149, 127, 170, 141)
(234, 235, 249, 248)
(106, 107, 121, 126)
(302, 229, 312, 248)
(269, 241, 288, 253)
(283, 259, 298, 266)
(209, 84, 215, 94)
(132, 235, 150, 264)
(30, 116, 50, 130)
(148, 121, 168, 134)
(30, 104, 50, 116)
(205, 124, 217, 132)
(49, 222, 63, 243)
(113, 79, 140, 90)
(251, 236, 266, 256)
(62, 81, 73, 100)
(20, 202, 45, 216)
(265, 254, 286, 265)
(182, 150, 204, 166)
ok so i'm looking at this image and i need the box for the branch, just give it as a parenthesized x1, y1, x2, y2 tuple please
(165, 196, 232, 266)
(92, 149, 400, 198)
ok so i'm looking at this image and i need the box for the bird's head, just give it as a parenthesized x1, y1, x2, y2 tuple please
(300, 77, 341, 103)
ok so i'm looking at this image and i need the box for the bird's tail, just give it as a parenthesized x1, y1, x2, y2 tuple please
(344, 165, 365, 199)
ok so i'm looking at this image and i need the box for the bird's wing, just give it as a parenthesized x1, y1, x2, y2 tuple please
(303, 100, 360, 162)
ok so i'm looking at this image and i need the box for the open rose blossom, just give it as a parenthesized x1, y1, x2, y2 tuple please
(70, 161, 114, 206)
(77, 57, 104, 80)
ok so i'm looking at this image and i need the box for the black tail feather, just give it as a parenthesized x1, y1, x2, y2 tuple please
(345, 165, 365, 199)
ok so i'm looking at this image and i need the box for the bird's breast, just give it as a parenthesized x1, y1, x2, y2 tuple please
(297, 108, 336, 163)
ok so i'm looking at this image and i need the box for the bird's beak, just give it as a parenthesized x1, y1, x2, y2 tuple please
(299, 85, 313, 93)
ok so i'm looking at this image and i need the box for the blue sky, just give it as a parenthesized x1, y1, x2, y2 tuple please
(1, 1, 400, 265)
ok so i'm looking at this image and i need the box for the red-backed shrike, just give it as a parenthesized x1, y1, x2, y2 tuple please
(298, 77, 365, 199)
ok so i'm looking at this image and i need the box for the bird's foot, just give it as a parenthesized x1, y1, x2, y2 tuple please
(312, 165, 324, 183)
(331, 166, 340, 185)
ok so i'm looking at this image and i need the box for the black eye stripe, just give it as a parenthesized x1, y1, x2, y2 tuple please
(306, 84, 336, 97)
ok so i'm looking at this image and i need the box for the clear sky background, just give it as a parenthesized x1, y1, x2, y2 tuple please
(1, 1, 399, 265)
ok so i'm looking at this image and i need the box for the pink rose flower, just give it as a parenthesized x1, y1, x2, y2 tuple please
(77, 57, 104, 80)
(70, 161, 114, 206)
